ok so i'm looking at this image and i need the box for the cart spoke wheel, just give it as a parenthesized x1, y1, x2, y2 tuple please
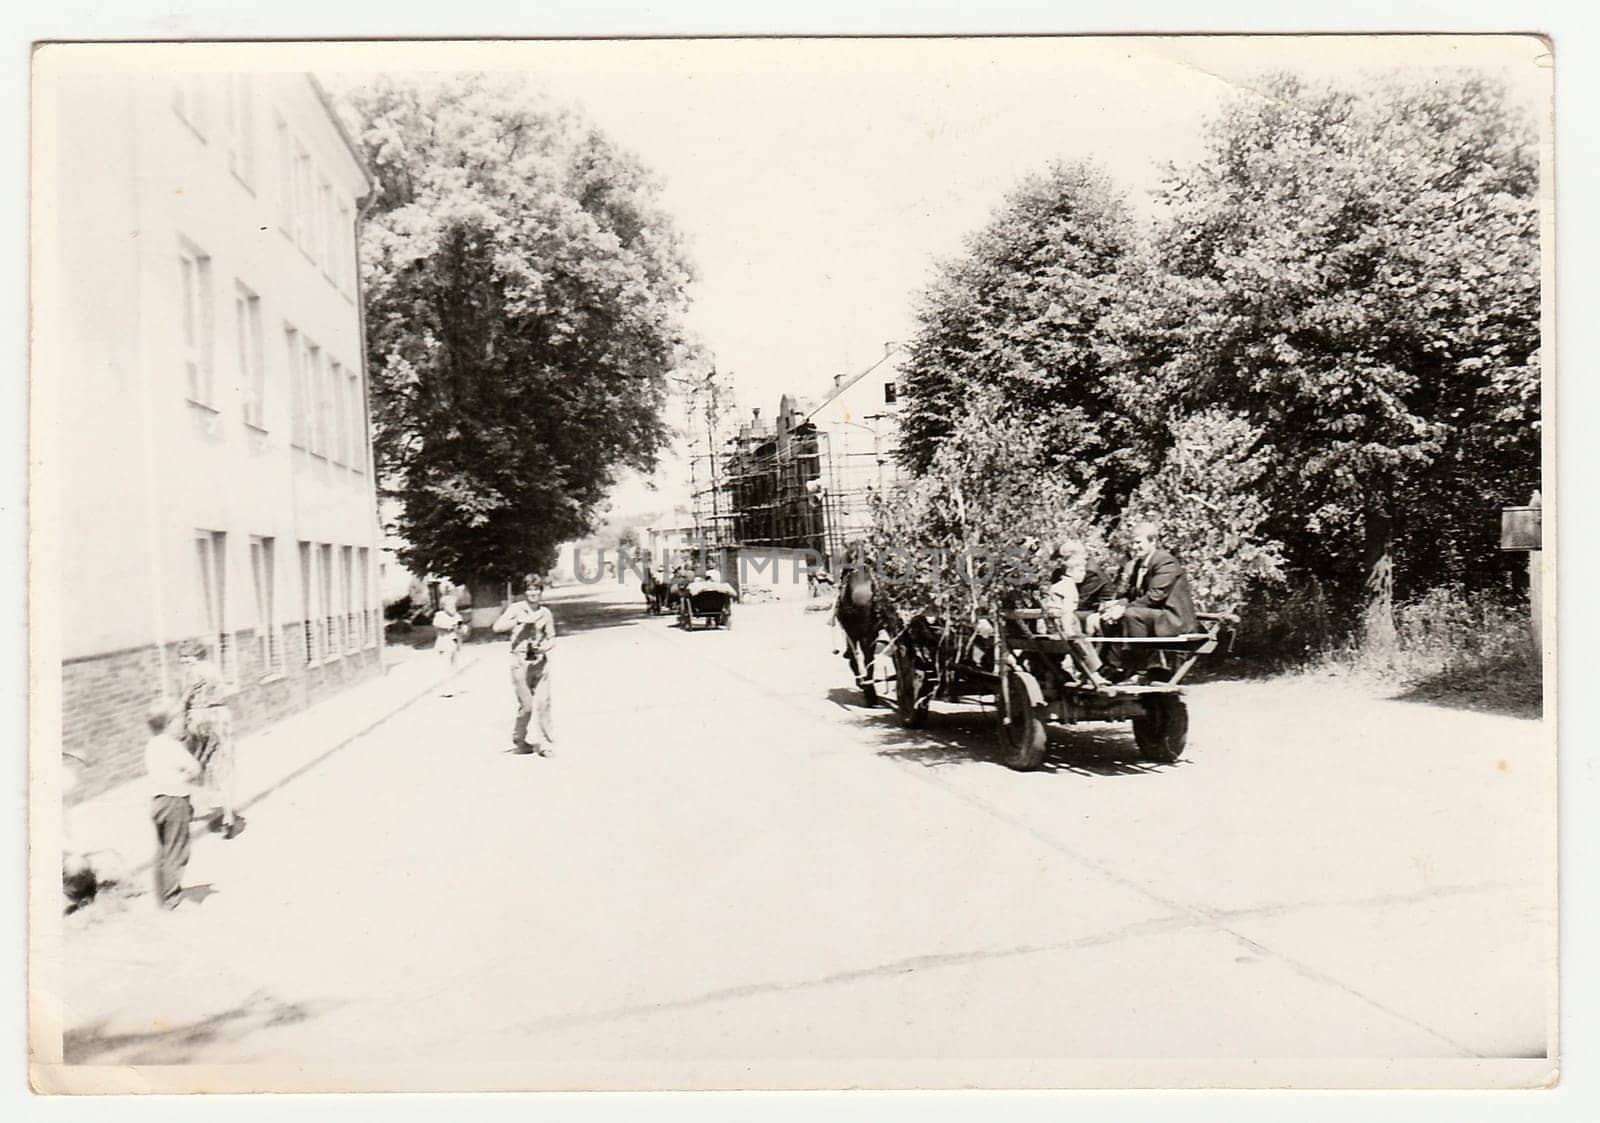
(997, 669, 1047, 771)
(1132, 695, 1188, 763)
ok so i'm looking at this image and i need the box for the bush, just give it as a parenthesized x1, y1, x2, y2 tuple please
(1232, 579, 1349, 669)
(1232, 580, 1537, 694)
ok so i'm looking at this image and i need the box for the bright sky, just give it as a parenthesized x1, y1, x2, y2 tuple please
(309, 35, 1547, 520)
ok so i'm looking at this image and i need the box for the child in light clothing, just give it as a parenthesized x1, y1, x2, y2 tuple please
(432, 603, 464, 666)
(145, 702, 201, 909)
(1044, 540, 1105, 684)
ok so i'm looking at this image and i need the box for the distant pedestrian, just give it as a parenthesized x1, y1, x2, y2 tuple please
(432, 602, 464, 667)
(145, 701, 201, 909)
(178, 639, 242, 838)
(492, 574, 557, 755)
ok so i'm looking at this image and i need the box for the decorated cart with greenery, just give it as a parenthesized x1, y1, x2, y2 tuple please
(889, 603, 1235, 771)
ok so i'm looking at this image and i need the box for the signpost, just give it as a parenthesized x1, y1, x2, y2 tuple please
(1500, 491, 1542, 654)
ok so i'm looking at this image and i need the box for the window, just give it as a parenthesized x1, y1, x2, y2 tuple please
(299, 541, 320, 665)
(293, 142, 314, 253)
(330, 359, 347, 465)
(320, 543, 339, 657)
(337, 199, 354, 292)
(306, 340, 326, 456)
(313, 344, 334, 458)
(251, 536, 279, 677)
(179, 242, 215, 407)
(172, 75, 208, 139)
(236, 283, 264, 428)
(195, 530, 234, 684)
(348, 366, 365, 473)
(358, 547, 375, 648)
(285, 326, 306, 447)
(224, 76, 256, 188)
(884, 381, 897, 404)
(275, 115, 294, 235)
(342, 546, 357, 653)
(318, 178, 335, 274)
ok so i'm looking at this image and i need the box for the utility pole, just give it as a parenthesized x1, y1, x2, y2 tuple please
(672, 371, 702, 544)
(705, 368, 721, 546)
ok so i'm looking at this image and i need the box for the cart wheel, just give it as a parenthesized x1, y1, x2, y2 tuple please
(893, 642, 926, 728)
(721, 609, 732, 630)
(1132, 695, 1188, 763)
(997, 669, 1047, 771)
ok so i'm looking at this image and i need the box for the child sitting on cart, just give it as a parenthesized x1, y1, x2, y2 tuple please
(1042, 539, 1107, 686)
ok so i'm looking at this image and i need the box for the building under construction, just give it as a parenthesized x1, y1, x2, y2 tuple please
(686, 347, 906, 566)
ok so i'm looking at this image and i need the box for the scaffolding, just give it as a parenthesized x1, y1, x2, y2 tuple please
(678, 351, 906, 568)
(686, 404, 904, 566)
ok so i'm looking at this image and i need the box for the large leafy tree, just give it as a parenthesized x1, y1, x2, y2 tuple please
(1113, 71, 1541, 632)
(871, 390, 1108, 623)
(343, 75, 696, 584)
(897, 161, 1145, 507)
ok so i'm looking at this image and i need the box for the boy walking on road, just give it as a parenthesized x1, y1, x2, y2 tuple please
(493, 574, 556, 755)
(145, 702, 201, 909)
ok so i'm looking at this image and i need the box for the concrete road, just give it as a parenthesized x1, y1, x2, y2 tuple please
(58, 580, 1553, 1083)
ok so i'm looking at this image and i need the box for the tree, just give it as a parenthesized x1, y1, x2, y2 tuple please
(1114, 71, 1541, 634)
(1122, 410, 1285, 612)
(870, 390, 1108, 624)
(343, 75, 696, 584)
(897, 161, 1146, 509)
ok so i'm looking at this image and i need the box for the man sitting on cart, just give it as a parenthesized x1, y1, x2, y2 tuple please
(1098, 520, 1198, 681)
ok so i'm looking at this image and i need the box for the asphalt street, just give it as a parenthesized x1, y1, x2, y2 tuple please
(59, 579, 1553, 1081)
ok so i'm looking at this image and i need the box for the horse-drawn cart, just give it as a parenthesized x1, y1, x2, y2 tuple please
(890, 606, 1235, 770)
(678, 584, 735, 630)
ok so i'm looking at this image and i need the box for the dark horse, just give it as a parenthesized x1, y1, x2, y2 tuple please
(834, 546, 883, 705)
(641, 566, 664, 615)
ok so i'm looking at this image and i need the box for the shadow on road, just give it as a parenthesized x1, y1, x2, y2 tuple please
(824, 688, 1180, 778)
(1389, 655, 1543, 721)
(63, 990, 336, 1064)
(547, 594, 657, 638)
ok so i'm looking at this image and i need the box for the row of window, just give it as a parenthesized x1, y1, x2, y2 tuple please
(172, 74, 357, 296)
(196, 531, 379, 687)
(179, 236, 366, 470)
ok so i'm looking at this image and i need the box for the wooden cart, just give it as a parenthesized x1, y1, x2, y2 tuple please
(678, 586, 734, 630)
(890, 606, 1235, 770)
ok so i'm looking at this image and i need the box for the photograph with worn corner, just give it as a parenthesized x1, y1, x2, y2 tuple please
(27, 34, 1554, 1093)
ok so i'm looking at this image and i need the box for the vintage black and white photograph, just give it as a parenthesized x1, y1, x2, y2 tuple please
(28, 35, 1554, 1092)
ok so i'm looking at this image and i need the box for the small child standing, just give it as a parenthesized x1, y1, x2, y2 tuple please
(145, 702, 201, 910)
(432, 602, 464, 667)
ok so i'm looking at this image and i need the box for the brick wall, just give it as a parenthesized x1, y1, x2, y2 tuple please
(62, 624, 384, 806)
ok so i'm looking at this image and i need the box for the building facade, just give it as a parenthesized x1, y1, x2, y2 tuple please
(804, 345, 907, 558)
(713, 345, 907, 565)
(41, 68, 384, 802)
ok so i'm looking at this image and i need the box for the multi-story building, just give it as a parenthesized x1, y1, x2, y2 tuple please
(805, 344, 907, 558)
(716, 345, 907, 563)
(38, 65, 384, 801)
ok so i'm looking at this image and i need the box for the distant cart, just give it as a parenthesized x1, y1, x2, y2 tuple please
(679, 585, 735, 631)
(889, 605, 1236, 770)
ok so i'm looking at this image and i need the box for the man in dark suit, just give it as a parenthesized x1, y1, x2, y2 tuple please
(1102, 521, 1198, 678)
(1075, 558, 1117, 623)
